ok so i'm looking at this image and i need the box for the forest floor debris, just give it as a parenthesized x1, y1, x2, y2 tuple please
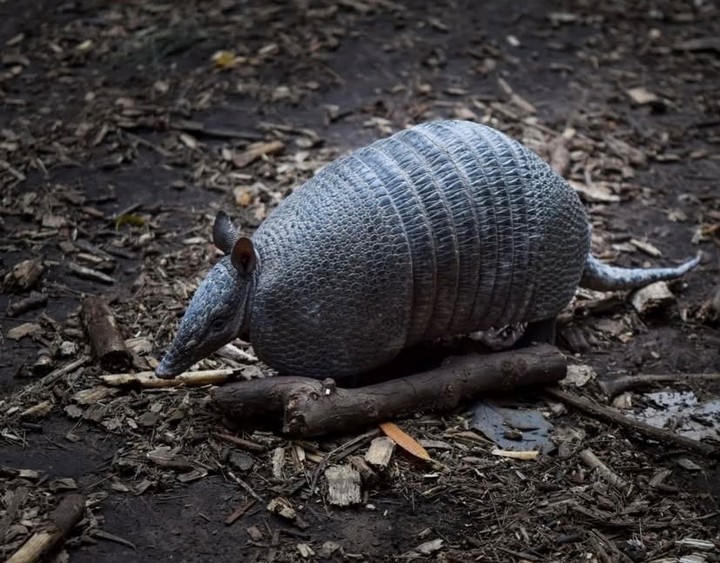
(1, 0, 719, 561)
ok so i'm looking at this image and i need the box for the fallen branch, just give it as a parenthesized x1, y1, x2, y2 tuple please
(101, 368, 239, 388)
(170, 119, 264, 141)
(81, 296, 131, 371)
(213, 344, 566, 437)
(7, 494, 86, 563)
(598, 372, 720, 398)
(7, 292, 48, 317)
(545, 388, 719, 458)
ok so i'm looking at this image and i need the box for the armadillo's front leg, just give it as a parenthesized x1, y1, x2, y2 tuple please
(515, 318, 557, 347)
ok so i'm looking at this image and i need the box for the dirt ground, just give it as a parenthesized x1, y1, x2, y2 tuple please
(1, 0, 720, 561)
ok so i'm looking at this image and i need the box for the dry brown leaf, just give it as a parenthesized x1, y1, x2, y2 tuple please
(378, 422, 431, 461)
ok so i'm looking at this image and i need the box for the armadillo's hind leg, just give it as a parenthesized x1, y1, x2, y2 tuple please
(515, 318, 557, 348)
(580, 253, 700, 292)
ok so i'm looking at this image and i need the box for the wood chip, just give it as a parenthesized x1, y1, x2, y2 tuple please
(497, 78, 536, 114)
(324, 464, 362, 506)
(364, 437, 396, 469)
(67, 262, 115, 284)
(20, 400, 54, 419)
(570, 180, 621, 203)
(266, 498, 308, 529)
(2, 259, 44, 292)
(232, 140, 285, 168)
(631, 281, 676, 314)
(626, 87, 659, 105)
(7, 322, 41, 340)
(271, 447, 285, 480)
(630, 238, 663, 257)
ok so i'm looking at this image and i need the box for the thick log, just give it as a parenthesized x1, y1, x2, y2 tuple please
(7, 494, 86, 563)
(212, 344, 566, 437)
(81, 296, 131, 371)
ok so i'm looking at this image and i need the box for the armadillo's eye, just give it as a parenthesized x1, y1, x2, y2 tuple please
(211, 318, 225, 331)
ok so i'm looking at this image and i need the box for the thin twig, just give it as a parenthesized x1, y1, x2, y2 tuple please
(598, 372, 720, 397)
(545, 388, 719, 458)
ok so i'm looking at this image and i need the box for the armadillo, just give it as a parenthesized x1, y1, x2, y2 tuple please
(155, 120, 699, 379)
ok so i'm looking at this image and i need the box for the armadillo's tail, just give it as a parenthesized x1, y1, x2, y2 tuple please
(579, 253, 701, 291)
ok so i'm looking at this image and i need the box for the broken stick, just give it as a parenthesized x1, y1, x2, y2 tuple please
(579, 448, 629, 491)
(101, 368, 238, 388)
(598, 372, 720, 398)
(213, 344, 566, 437)
(7, 494, 86, 563)
(545, 388, 719, 458)
(81, 296, 131, 371)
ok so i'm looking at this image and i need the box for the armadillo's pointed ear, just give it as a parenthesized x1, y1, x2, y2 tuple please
(213, 211, 238, 255)
(231, 237, 256, 275)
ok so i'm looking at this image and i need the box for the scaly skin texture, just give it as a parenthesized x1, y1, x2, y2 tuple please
(156, 120, 699, 379)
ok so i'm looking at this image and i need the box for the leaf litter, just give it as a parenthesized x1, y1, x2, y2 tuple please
(1, 0, 719, 561)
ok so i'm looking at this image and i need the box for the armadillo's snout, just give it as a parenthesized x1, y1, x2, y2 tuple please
(155, 333, 208, 379)
(155, 347, 196, 379)
(155, 354, 180, 379)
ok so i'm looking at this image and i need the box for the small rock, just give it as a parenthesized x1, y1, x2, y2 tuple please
(229, 451, 255, 473)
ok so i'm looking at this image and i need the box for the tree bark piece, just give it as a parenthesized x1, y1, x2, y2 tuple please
(545, 388, 719, 458)
(213, 344, 566, 437)
(7, 494, 86, 563)
(81, 296, 131, 371)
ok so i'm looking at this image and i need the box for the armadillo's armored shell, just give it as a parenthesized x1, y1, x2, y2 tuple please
(250, 120, 590, 377)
